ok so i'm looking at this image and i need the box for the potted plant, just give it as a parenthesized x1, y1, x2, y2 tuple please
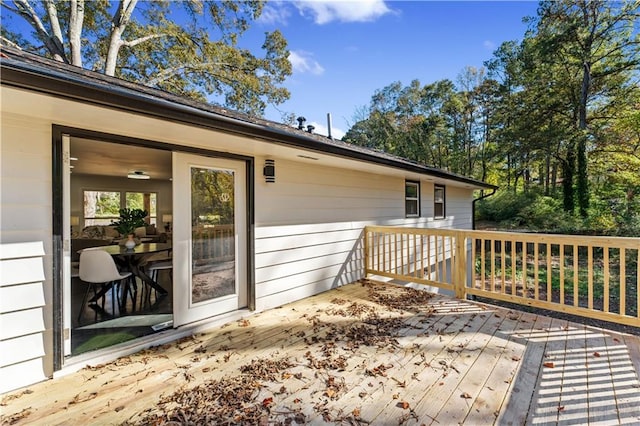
(111, 208, 148, 246)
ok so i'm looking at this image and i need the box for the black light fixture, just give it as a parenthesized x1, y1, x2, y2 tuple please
(264, 159, 275, 183)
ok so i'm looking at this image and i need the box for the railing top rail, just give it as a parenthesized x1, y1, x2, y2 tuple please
(364, 226, 640, 249)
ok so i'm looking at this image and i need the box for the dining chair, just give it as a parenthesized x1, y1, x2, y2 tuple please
(144, 252, 173, 298)
(78, 249, 132, 322)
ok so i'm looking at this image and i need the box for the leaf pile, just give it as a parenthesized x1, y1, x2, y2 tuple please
(364, 280, 435, 312)
(239, 357, 295, 382)
(129, 375, 265, 425)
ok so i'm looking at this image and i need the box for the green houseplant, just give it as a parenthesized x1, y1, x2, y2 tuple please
(111, 208, 148, 237)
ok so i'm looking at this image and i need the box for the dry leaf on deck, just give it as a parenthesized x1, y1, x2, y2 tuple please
(352, 408, 361, 417)
(461, 392, 472, 399)
(397, 401, 410, 409)
(593, 352, 601, 357)
(543, 362, 555, 368)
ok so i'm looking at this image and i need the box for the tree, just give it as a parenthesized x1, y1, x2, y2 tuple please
(1, 0, 292, 115)
(530, 0, 640, 216)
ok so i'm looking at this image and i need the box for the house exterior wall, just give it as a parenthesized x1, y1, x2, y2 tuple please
(251, 158, 474, 310)
(0, 85, 476, 391)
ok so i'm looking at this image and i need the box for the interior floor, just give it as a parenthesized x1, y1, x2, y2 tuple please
(70, 269, 173, 355)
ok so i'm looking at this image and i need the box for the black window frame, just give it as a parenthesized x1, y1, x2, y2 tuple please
(405, 180, 421, 218)
(434, 184, 446, 219)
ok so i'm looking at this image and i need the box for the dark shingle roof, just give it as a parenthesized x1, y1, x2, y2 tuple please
(0, 46, 496, 189)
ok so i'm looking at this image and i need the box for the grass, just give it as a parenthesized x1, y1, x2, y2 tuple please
(473, 249, 638, 315)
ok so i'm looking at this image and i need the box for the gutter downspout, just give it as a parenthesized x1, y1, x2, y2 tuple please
(472, 188, 497, 230)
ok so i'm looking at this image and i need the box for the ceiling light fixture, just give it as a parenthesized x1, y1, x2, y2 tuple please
(127, 170, 150, 180)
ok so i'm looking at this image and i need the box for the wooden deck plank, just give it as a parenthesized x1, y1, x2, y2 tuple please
(304, 295, 474, 424)
(368, 304, 494, 424)
(524, 317, 571, 425)
(499, 312, 554, 425)
(605, 332, 640, 424)
(412, 308, 516, 424)
(1, 280, 639, 426)
(557, 322, 589, 424)
(463, 308, 538, 425)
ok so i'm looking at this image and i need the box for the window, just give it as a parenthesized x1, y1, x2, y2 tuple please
(83, 190, 157, 226)
(434, 185, 446, 219)
(405, 181, 420, 217)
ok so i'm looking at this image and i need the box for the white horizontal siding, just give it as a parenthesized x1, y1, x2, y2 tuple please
(0, 241, 48, 393)
(0, 282, 45, 313)
(0, 333, 46, 367)
(0, 358, 47, 394)
(253, 160, 475, 312)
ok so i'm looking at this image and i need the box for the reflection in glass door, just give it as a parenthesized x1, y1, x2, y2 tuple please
(191, 167, 236, 304)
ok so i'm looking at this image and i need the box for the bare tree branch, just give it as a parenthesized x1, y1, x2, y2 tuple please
(12, 0, 68, 62)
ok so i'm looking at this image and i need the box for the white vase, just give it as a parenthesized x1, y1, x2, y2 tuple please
(124, 235, 136, 249)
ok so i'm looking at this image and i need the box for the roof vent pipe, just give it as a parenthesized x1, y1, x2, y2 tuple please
(307, 124, 315, 134)
(297, 116, 306, 130)
(326, 113, 333, 139)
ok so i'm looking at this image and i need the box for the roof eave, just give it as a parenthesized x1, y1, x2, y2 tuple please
(0, 52, 497, 190)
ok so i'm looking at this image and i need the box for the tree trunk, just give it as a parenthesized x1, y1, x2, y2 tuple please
(562, 142, 575, 213)
(104, 0, 138, 76)
(577, 62, 591, 217)
(68, 0, 85, 67)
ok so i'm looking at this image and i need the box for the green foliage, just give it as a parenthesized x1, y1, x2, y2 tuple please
(343, 1, 639, 236)
(1, 1, 291, 116)
(111, 208, 148, 236)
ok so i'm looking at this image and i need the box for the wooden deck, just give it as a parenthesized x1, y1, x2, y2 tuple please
(2, 280, 640, 425)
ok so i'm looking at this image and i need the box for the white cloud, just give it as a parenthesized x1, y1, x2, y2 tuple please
(258, 2, 291, 25)
(294, 0, 392, 25)
(307, 121, 346, 139)
(483, 40, 496, 50)
(289, 50, 325, 75)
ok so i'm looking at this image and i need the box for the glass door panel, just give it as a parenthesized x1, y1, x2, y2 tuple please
(191, 167, 236, 304)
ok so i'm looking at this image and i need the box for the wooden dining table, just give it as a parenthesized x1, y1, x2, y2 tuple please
(84, 243, 171, 304)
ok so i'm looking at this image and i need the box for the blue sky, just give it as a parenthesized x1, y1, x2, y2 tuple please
(246, 0, 540, 138)
(2, 0, 539, 138)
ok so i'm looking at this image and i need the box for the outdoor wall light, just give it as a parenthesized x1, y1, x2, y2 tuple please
(263, 159, 275, 183)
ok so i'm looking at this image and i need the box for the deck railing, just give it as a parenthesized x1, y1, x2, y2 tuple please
(192, 224, 234, 264)
(364, 226, 640, 327)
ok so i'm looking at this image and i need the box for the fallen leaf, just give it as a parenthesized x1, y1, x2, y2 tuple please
(461, 392, 472, 399)
(325, 389, 336, 398)
(593, 352, 601, 357)
(613, 338, 620, 343)
(544, 362, 555, 368)
(114, 406, 125, 412)
(392, 393, 399, 399)
(262, 397, 273, 407)
(397, 401, 410, 409)
(557, 405, 565, 412)
(352, 408, 361, 417)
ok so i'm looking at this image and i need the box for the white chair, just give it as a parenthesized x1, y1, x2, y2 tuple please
(78, 249, 132, 322)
